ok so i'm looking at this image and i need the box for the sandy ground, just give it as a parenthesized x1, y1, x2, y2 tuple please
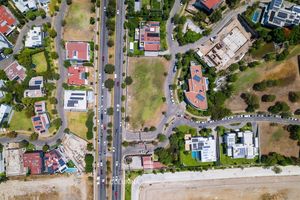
(259, 122, 299, 157)
(0, 174, 92, 200)
(226, 55, 300, 113)
(139, 175, 300, 200)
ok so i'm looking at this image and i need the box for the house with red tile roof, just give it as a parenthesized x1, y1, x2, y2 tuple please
(195, 0, 224, 13)
(31, 113, 50, 134)
(4, 61, 27, 83)
(66, 41, 90, 62)
(0, 6, 17, 36)
(44, 149, 67, 174)
(141, 156, 164, 170)
(23, 152, 44, 175)
(184, 63, 209, 110)
(67, 66, 88, 86)
(139, 21, 160, 52)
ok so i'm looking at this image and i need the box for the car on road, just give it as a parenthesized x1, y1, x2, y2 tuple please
(100, 161, 103, 167)
(102, 56, 105, 61)
(112, 147, 115, 152)
(104, 7, 106, 12)
(116, 161, 118, 166)
(171, 34, 174, 41)
(117, 10, 119, 15)
(114, 74, 117, 79)
(173, 65, 177, 72)
(116, 81, 119, 87)
(102, 83, 104, 88)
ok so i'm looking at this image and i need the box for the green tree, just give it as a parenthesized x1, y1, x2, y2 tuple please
(261, 94, 276, 102)
(85, 154, 94, 172)
(29, 132, 39, 141)
(104, 78, 114, 90)
(48, 29, 57, 38)
(124, 76, 133, 85)
(107, 107, 114, 115)
(104, 64, 115, 74)
(42, 144, 50, 152)
(3, 48, 12, 55)
(87, 143, 93, 151)
(288, 91, 300, 102)
(157, 133, 167, 142)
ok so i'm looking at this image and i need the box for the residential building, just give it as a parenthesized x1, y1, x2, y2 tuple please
(224, 130, 259, 159)
(139, 21, 160, 51)
(31, 113, 50, 134)
(184, 63, 209, 110)
(24, 76, 45, 98)
(0, 6, 17, 36)
(134, 0, 141, 12)
(141, 155, 164, 170)
(64, 90, 87, 111)
(25, 27, 43, 48)
(44, 149, 67, 174)
(4, 61, 27, 83)
(34, 101, 46, 114)
(67, 66, 88, 86)
(0, 152, 5, 173)
(185, 135, 217, 162)
(12, 0, 37, 13)
(0, 80, 6, 99)
(195, 0, 224, 13)
(0, 104, 12, 126)
(3, 143, 26, 176)
(23, 152, 44, 175)
(261, 0, 300, 28)
(0, 33, 13, 61)
(65, 41, 90, 62)
(37, 0, 50, 12)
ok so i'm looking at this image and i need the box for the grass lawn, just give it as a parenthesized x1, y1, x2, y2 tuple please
(125, 172, 140, 200)
(232, 69, 260, 94)
(10, 111, 33, 131)
(180, 151, 213, 167)
(32, 52, 48, 73)
(66, 111, 88, 140)
(220, 144, 258, 166)
(26, 143, 36, 151)
(251, 43, 275, 59)
(176, 125, 197, 135)
(49, 0, 58, 15)
(128, 57, 167, 129)
(142, 0, 150, 6)
(151, 0, 161, 9)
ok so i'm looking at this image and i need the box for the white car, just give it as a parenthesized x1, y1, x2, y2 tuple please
(117, 10, 119, 15)
(100, 162, 103, 167)
(104, 7, 106, 12)
(116, 161, 118, 166)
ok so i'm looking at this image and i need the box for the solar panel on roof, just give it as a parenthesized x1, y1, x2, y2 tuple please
(33, 117, 40, 121)
(147, 33, 159, 37)
(277, 11, 287, 19)
(35, 80, 42, 85)
(293, 6, 300, 13)
(193, 75, 201, 82)
(196, 94, 205, 101)
(70, 97, 84, 100)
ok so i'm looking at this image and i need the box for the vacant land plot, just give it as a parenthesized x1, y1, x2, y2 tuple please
(0, 174, 92, 200)
(66, 111, 88, 140)
(9, 111, 33, 132)
(32, 52, 48, 73)
(127, 57, 168, 130)
(259, 122, 299, 157)
(139, 175, 300, 200)
(64, 0, 95, 41)
(226, 55, 300, 113)
(251, 42, 275, 59)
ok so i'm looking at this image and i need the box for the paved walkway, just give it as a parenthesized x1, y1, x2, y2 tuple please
(132, 166, 300, 200)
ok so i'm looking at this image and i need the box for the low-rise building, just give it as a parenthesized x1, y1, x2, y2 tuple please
(139, 21, 160, 52)
(141, 155, 164, 170)
(65, 41, 90, 62)
(37, 0, 50, 12)
(4, 61, 27, 83)
(34, 101, 46, 114)
(0, 152, 5, 173)
(24, 76, 45, 98)
(23, 152, 44, 175)
(185, 135, 217, 162)
(0, 104, 12, 126)
(0, 6, 17, 36)
(184, 63, 208, 110)
(224, 130, 259, 159)
(0, 33, 13, 61)
(195, 0, 224, 13)
(12, 0, 37, 13)
(0, 80, 6, 99)
(31, 113, 50, 134)
(3, 143, 26, 176)
(67, 66, 88, 86)
(25, 27, 43, 48)
(261, 0, 300, 28)
(44, 149, 67, 174)
(64, 90, 87, 111)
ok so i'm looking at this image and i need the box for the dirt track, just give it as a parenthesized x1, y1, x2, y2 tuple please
(139, 175, 300, 200)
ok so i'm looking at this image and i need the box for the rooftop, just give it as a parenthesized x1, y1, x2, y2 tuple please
(25, 27, 43, 48)
(185, 64, 208, 110)
(141, 156, 164, 170)
(34, 101, 46, 114)
(23, 152, 44, 175)
(186, 136, 217, 162)
(24, 76, 44, 98)
(199, 0, 223, 10)
(0, 6, 17, 36)
(64, 90, 87, 111)
(4, 145, 26, 176)
(0, 32, 13, 51)
(139, 21, 160, 51)
(4, 61, 27, 83)
(12, 0, 37, 13)
(44, 149, 67, 174)
(0, 104, 12, 125)
(67, 66, 88, 86)
(31, 113, 50, 134)
(66, 42, 90, 61)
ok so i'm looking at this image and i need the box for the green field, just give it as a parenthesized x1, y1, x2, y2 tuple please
(49, 0, 59, 15)
(65, 0, 91, 31)
(125, 172, 140, 200)
(232, 68, 260, 94)
(151, 0, 161, 9)
(67, 111, 88, 140)
(251, 43, 275, 59)
(10, 111, 33, 131)
(180, 151, 213, 167)
(32, 52, 48, 73)
(129, 58, 166, 129)
(176, 125, 197, 135)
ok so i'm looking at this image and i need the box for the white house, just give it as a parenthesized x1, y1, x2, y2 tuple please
(25, 27, 43, 48)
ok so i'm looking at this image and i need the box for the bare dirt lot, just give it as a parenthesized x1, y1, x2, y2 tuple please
(259, 122, 299, 157)
(0, 174, 93, 200)
(139, 175, 300, 200)
(226, 55, 300, 113)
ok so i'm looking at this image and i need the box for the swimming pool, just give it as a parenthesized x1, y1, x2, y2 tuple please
(65, 167, 78, 173)
(252, 9, 262, 23)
